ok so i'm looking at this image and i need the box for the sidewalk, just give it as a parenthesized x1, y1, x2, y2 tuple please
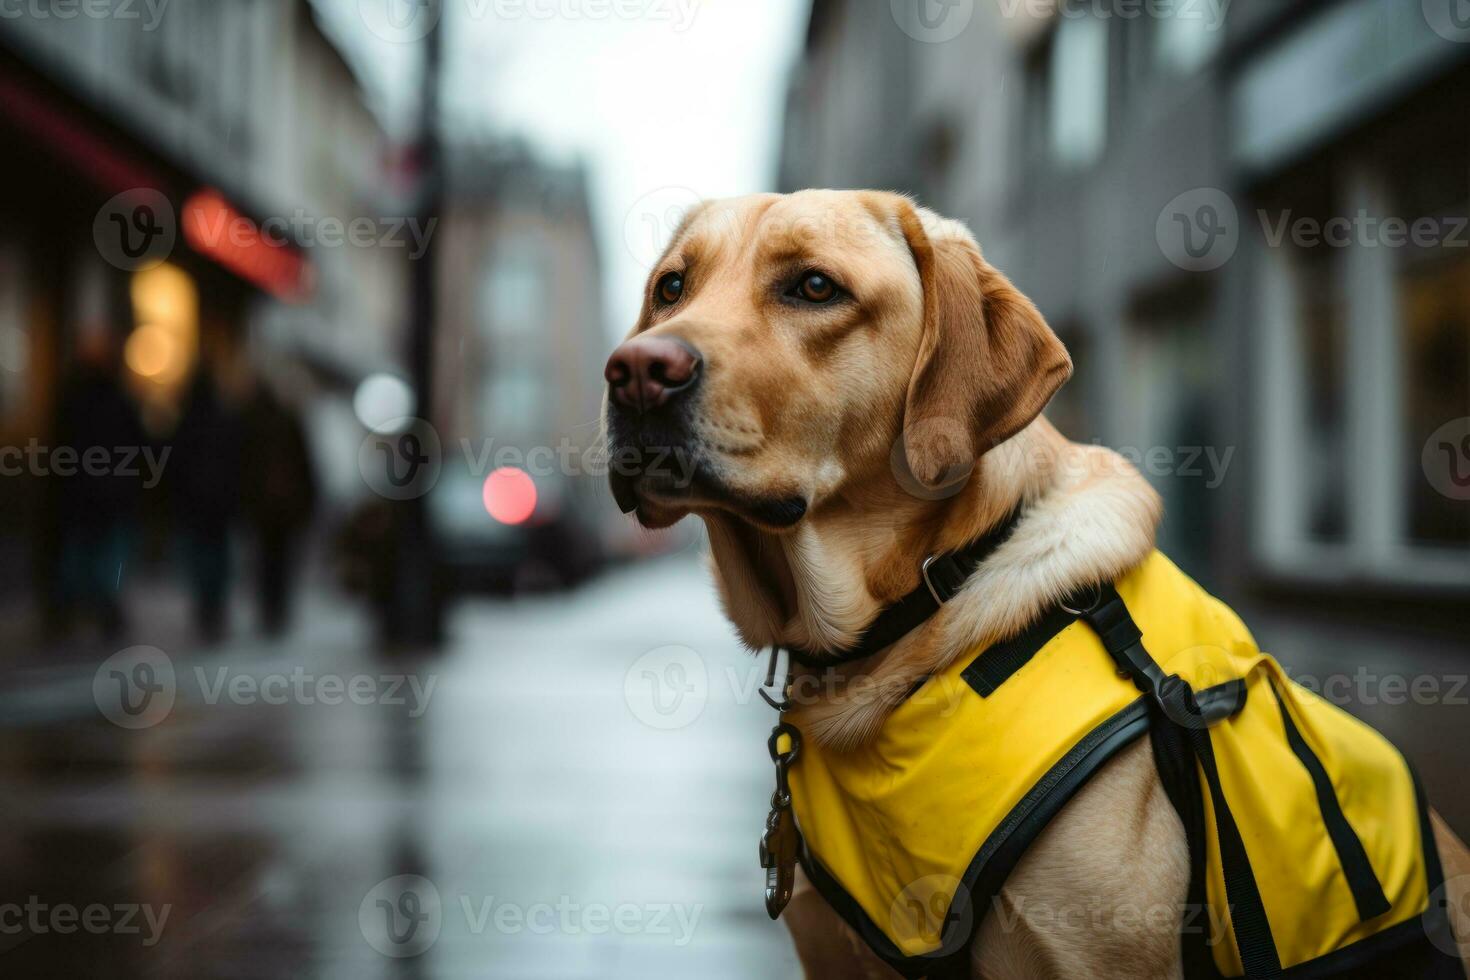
(0, 573, 373, 728)
(0, 557, 801, 979)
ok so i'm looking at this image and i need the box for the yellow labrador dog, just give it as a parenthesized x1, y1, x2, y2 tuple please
(602, 190, 1470, 979)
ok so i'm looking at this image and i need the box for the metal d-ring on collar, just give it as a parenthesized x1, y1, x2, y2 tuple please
(759, 646, 792, 711)
(1060, 582, 1102, 616)
(920, 554, 948, 606)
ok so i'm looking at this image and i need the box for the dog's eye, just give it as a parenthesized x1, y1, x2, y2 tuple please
(788, 272, 840, 305)
(655, 272, 684, 306)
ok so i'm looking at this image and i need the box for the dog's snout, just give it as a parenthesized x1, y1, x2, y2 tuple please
(604, 335, 702, 414)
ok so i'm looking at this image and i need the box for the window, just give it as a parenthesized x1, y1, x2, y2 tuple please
(1022, 38, 1053, 174)
(477, 246, 549, 438)
(1292, 247, 1349, 545)
(1255, 130, 1470, 584)
(480, 375, 540, 435)
(1389, 147, 1470, 549)
(481, 249, 545, 339)
(1399, 254, 1470, 547)
(1123, 295, 1219, 579)
(1022, 11, 1109, 175)
(1049, 14, 1109, 168)
(1153, 5, 1224, 76)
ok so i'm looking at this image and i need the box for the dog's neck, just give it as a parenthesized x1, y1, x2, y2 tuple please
(702, 419, 1163, 748)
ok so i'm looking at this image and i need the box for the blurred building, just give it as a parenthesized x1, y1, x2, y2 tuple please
(781, 0, 1470, 620)
(428, 142, 616, 591)
(0, 1, 409, 597)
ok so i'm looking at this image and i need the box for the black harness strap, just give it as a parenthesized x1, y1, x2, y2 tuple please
(1179, 708, 1283, 979)
(961, 603, 1080, 696)
(1148, 707, 1219, 979)
(786, 508, 1025, 669)
(1267, 679, 1392, 924)
(1081, 586, 1284, 980)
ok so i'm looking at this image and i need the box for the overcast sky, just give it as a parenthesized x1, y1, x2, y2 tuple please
(315, 0, 809, 342)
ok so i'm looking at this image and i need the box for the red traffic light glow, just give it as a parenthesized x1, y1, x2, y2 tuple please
(482, 467, 538, 525)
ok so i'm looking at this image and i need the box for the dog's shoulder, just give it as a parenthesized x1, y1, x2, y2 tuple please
(972, 737, 1188, 979)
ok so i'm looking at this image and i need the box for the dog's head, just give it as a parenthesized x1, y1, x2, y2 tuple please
(604, 190, 1071, 531)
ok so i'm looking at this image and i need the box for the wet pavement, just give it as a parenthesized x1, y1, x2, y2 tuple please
(0, 558, 1466, 978)
(0, 558, 799, 978)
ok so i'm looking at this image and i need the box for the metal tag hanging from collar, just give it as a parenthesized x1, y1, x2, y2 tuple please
(757, 646, 801, 918)
(760, 720, 801, 919)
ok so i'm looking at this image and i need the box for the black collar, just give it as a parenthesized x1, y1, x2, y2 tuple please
(785, 507, 1026, 669)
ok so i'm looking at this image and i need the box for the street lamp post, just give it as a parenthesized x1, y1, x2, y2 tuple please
(388, 2, 444, 646)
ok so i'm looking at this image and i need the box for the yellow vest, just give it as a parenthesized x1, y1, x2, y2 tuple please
(785, 552, 1460, 978)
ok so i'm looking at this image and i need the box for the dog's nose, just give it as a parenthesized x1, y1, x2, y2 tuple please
(604, 335, 702, 414)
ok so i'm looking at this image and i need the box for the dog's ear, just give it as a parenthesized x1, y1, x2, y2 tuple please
(894, 201, 1072, 490)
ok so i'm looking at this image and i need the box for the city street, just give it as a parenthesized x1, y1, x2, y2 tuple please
(0, 557, 800, 979)
(1, 1, 1466, 976)
(1, 553, 1467, 978)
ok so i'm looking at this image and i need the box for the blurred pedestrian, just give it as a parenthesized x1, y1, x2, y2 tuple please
(170, 370, 244, 641)
(48, 329, 145, 638)
(241, 381, 317, 635)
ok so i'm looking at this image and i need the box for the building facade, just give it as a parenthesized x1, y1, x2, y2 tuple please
(429, 142, 622, 583)
(780, 0, 1470, 618)
(0, 0, 409, 594)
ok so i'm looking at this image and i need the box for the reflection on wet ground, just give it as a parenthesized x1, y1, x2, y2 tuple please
(0, 559, 798, 979)
(0, 559, 1466, 977)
